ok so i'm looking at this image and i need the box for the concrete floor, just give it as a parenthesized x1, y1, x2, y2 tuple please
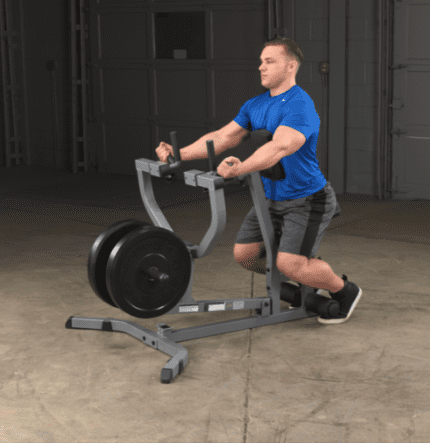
(1, 163, 430, 443)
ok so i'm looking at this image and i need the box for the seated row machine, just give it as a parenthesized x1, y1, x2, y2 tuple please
(66, 130, 341, 384)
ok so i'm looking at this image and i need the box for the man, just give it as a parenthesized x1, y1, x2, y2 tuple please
(157, 38, 362, 324)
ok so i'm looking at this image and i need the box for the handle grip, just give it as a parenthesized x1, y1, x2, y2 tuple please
(162, 131, 240, 186)
(165, 154, 176, 183)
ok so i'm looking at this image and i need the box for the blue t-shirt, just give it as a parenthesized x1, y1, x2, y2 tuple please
(234, 85, 327, 200)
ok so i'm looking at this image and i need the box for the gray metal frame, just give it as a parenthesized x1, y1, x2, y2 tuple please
(66, 131, 327, 384)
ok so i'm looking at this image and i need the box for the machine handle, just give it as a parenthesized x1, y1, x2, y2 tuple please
(160, 132, 182, 183)
(164, 155, 176, 183)
(162, 133, 239, 188)
(162, 129, 272, 187)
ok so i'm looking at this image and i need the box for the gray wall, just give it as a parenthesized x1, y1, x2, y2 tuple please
(13, 0, 384, 197)
(23, 0, 71, 168)
(347, 0, 379, 196)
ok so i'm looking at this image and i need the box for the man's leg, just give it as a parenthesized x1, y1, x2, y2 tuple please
(295, 257, 345, 293)
(277, 253, 345, 293)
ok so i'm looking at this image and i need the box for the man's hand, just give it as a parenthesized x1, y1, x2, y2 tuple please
(217, 157, 242, 179)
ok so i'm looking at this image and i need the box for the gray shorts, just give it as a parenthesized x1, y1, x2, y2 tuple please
(235, 182, 340, 259)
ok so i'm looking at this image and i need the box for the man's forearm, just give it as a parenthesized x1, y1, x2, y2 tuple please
(180, 131, 233, 161)
(239, 141, 288, 176)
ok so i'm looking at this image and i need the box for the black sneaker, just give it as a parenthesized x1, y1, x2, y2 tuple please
(318, 275, 363, 324)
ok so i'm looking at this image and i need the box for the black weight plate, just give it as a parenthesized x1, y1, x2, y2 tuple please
(106, 226, 192, 318)
(87, 219, 150, 308)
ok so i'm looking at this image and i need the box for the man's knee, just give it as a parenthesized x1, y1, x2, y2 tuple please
(234, 242, 266, 274)
(233, 242, 264, 263)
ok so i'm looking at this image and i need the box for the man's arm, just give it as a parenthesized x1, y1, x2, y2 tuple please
(239, 126, 306, 176)
(180, 125, 248, 161)
(238, 141, 288, 176)
(179, 131, 233, 161)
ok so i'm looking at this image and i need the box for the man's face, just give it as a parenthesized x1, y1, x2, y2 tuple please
(259, 46, 297, 88)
